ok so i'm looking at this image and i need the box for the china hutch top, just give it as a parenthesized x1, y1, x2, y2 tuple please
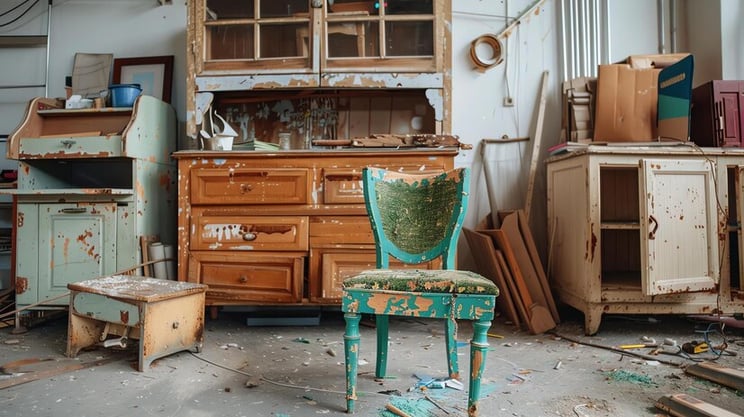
(186, 0, 452, 139)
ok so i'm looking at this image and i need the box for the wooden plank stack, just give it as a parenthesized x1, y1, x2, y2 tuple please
(464, 209, 559, 334)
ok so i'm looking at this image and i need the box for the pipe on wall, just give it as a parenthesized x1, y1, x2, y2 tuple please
(670, 0, 677, 53)
(657, 0, 666, 53)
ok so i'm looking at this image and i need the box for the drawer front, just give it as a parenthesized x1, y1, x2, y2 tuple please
(323, 165, 445, 204)
(191, 168, 310, 205)
(309, 216, 373, 245)
(188, 251, 303, 303)
(310, 248, 442, 302)
(191, 210, 308, 251)
(19, 136, 124, 158)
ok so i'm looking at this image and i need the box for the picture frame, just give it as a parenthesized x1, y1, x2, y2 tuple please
(112, 55, 174, 104)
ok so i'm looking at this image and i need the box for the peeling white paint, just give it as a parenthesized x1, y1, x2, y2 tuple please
(202, 223, 243, 241)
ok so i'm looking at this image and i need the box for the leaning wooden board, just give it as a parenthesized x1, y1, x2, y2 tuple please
(483, 226, 556, 334)
(495, 212, 556, 331)
(463, 227, 521, 328)
(516, 210, 560, 322)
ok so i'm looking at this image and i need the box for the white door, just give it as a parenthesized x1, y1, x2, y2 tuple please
(639, 159, 718, 295)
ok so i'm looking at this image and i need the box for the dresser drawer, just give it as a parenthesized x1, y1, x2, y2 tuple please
(309, 216, 373, 245)
(309, 247, 442, 302)
(19, 135, 124, 158)
(323, 166, 445, 204)
(191, 168, 310, 205)
(191, 210, 308, 251)
(188, 251, 303, 303)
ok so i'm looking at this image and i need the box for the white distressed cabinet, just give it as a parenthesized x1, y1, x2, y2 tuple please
(547, 145, 744, 335)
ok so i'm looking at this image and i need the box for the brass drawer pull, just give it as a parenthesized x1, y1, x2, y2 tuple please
(242, 232, 257, 241)
(240, 184, 253, 193)
(239, 276, 248, 283)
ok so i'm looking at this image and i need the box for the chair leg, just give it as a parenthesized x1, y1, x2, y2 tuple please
(468, 319, 491, 417)
(445, 316, 459, 379)
(344, 312, 361, 413)
(375, 315, 389, 378)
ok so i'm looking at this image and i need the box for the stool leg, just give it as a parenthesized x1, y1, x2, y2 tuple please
(344, 312, 361, 413)
(375, 315, 389, 378)
(468, 319, 491, 417)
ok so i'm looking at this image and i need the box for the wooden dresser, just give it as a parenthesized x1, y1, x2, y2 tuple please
(173, 148, 456, 308)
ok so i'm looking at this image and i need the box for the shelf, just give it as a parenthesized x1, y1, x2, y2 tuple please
(10, 188, 134, 196)
(38, 107, 133, 117)
(0, 35, 47, 47)
(600, 222, 641, 230)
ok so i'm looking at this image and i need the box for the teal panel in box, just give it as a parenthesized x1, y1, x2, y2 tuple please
(658, 54, 694, 141)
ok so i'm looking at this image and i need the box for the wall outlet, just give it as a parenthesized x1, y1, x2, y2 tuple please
(503, 97, 514, 107)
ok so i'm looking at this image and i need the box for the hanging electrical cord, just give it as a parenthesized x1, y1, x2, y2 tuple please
(0, 0, 40, 28)
(0, 0, 33, 18)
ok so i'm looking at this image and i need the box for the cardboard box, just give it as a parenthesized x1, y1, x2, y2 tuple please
(627, 53, 691, 69)
(594, 64, 660, 142)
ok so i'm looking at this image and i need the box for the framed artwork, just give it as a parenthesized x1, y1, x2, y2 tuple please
(112, 55, 174, 103)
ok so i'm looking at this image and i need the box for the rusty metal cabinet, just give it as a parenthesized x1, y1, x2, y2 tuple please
(186, 0, 452, 140)
(547, 145, 744, 335)
(7, 96, 177, 314)
(173, 149, 453, 307)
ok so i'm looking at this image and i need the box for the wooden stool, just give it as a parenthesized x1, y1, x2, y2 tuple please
(66, 275, 207, 371)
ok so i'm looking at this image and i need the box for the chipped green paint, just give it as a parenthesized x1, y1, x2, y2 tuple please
(342, 290, 495, 320)
(344, 269, 498, 295)
(342, 167, 499, 417)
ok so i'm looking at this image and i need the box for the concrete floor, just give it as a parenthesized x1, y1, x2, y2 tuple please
(0, 307, 743, 417)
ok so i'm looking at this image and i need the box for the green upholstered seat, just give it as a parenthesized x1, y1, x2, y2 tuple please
(341, 167, 498, 417)
(343, 269, 499, 295)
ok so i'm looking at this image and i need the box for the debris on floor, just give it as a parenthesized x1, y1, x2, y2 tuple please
(603, 369, 657, 387)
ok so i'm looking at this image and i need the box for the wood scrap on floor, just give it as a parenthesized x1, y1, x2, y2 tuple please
(655, 393, 742, 417)
(0, 355, 123, 390)
(684, 362, 744, 392)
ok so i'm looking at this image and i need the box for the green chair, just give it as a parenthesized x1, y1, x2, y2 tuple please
(341, 167, 499, 417)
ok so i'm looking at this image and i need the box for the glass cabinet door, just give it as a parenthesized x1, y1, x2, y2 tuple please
(324, 0, 437, 72)
(195, 0, 442, 75)
(200, 0, 315, 73)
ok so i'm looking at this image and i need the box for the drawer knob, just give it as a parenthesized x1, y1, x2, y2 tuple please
(60, 139, 76, 149)
(242, 232, 257, 241)
(239, 276, 248, 283)
(241, 184, 253, 193)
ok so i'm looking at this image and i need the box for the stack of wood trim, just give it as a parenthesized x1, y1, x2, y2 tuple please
(464, 209, 559, 334)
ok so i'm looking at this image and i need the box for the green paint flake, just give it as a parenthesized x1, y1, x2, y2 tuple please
(604, 369, 657, 387)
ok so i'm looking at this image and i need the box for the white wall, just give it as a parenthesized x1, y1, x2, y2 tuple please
(721, 0, 743, 80)
(451, 0, 561, 249)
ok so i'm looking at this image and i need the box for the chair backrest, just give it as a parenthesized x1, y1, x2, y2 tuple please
(362, 167, 470, 269)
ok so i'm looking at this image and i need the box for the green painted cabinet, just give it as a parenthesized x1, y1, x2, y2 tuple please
(7, 95, 177, 315)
